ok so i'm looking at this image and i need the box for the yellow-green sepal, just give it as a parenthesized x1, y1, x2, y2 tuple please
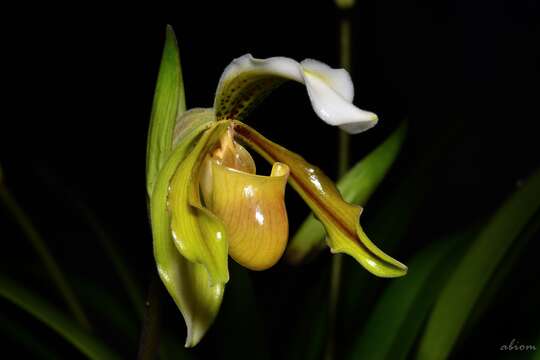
(168, 121, 231, 286)
(146, 25, 186, 197)
(287, 121, 407, 264)
(234, 121, 406, 278)
(150, 120, 224, 347)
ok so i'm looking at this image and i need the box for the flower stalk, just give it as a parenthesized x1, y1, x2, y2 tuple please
(137, 276, 163, 360)
(327, 10, 353, 360)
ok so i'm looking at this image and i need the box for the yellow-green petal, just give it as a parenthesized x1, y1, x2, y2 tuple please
(233, 121, 407, 278)
(150, 120, 222, 347)
(168, 121, 231, 285)
(287, 121, 407, 264)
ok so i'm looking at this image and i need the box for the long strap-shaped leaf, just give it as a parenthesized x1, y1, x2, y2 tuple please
(534, 336, 540, 360)
(0, 313, 61, 360)
(347, 231, 474, 360)
(0, 275, 120, 360)
(0, 182, 91, 330)
(417, 168, 540, 360)
(146, 25, 186, 197)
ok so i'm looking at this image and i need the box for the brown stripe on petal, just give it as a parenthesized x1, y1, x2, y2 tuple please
(233, 121, 406, 277)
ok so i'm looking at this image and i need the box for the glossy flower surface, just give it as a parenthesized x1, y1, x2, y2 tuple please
(147, 34, 406, 347)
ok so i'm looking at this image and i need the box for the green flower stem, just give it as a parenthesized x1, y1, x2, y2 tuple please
(327, 14, 352, 360)
(137, 275, 163, 360)
(337, 17, 352, 176)
(0, 181, 91, 331)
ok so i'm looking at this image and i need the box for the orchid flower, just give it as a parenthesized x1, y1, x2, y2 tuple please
(146, 27, 407, 347)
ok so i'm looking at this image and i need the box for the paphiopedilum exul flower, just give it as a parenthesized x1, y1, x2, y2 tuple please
(147, 28, 406, 347)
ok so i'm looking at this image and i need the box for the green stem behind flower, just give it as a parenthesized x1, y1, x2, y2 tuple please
(137, 275, 163, 360)
(327, 14, 353, 360)
(0, 181, 91, 331)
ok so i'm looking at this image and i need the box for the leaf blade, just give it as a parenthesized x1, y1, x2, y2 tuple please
(0, 275, 120, 360)
(146, 25, 186, 196)
(417, 169, 540, 360)
(346, 231, 472, 360)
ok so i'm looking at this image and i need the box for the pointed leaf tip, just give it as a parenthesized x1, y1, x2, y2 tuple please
(146, 24, 186, 197)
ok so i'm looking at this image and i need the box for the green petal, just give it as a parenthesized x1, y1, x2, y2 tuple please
(287, 121, 407, 264)
(146, 25, 186, 197)
(233, 121, 406, 278)
(417, 168, 540, 360)
(168, 121, 231, 285)
(150, 120, 224, 347)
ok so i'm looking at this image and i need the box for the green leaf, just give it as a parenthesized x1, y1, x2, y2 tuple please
(339, 119, 465, 349)
(533, 336, 540, 360)
(286, 121, 407, 264)
(0, 181, 91, 330)
(347, 231, 473, 360)
(146, 25, 186, 197)
(285, 278, 328, 360)
(0, 313, 61, 360)
(0, 275, 120, 360)
(417, 169, 540, 360)
(73, 279, 139, 345)
(464, 209, 540, 333)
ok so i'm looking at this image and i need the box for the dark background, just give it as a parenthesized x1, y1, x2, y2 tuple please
(1, 0, 539, 358)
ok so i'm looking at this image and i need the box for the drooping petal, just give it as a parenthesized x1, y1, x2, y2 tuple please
(150, 119, 223, 347)
(204, 160, 290, 270)
(287, 121, 407, 264)
(214, 54, 378, 134)
(233, 121, 407, 277)
(168, 121, 231, 286)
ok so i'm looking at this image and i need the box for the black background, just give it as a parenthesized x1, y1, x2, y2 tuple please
(1, 0, 539, 358)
